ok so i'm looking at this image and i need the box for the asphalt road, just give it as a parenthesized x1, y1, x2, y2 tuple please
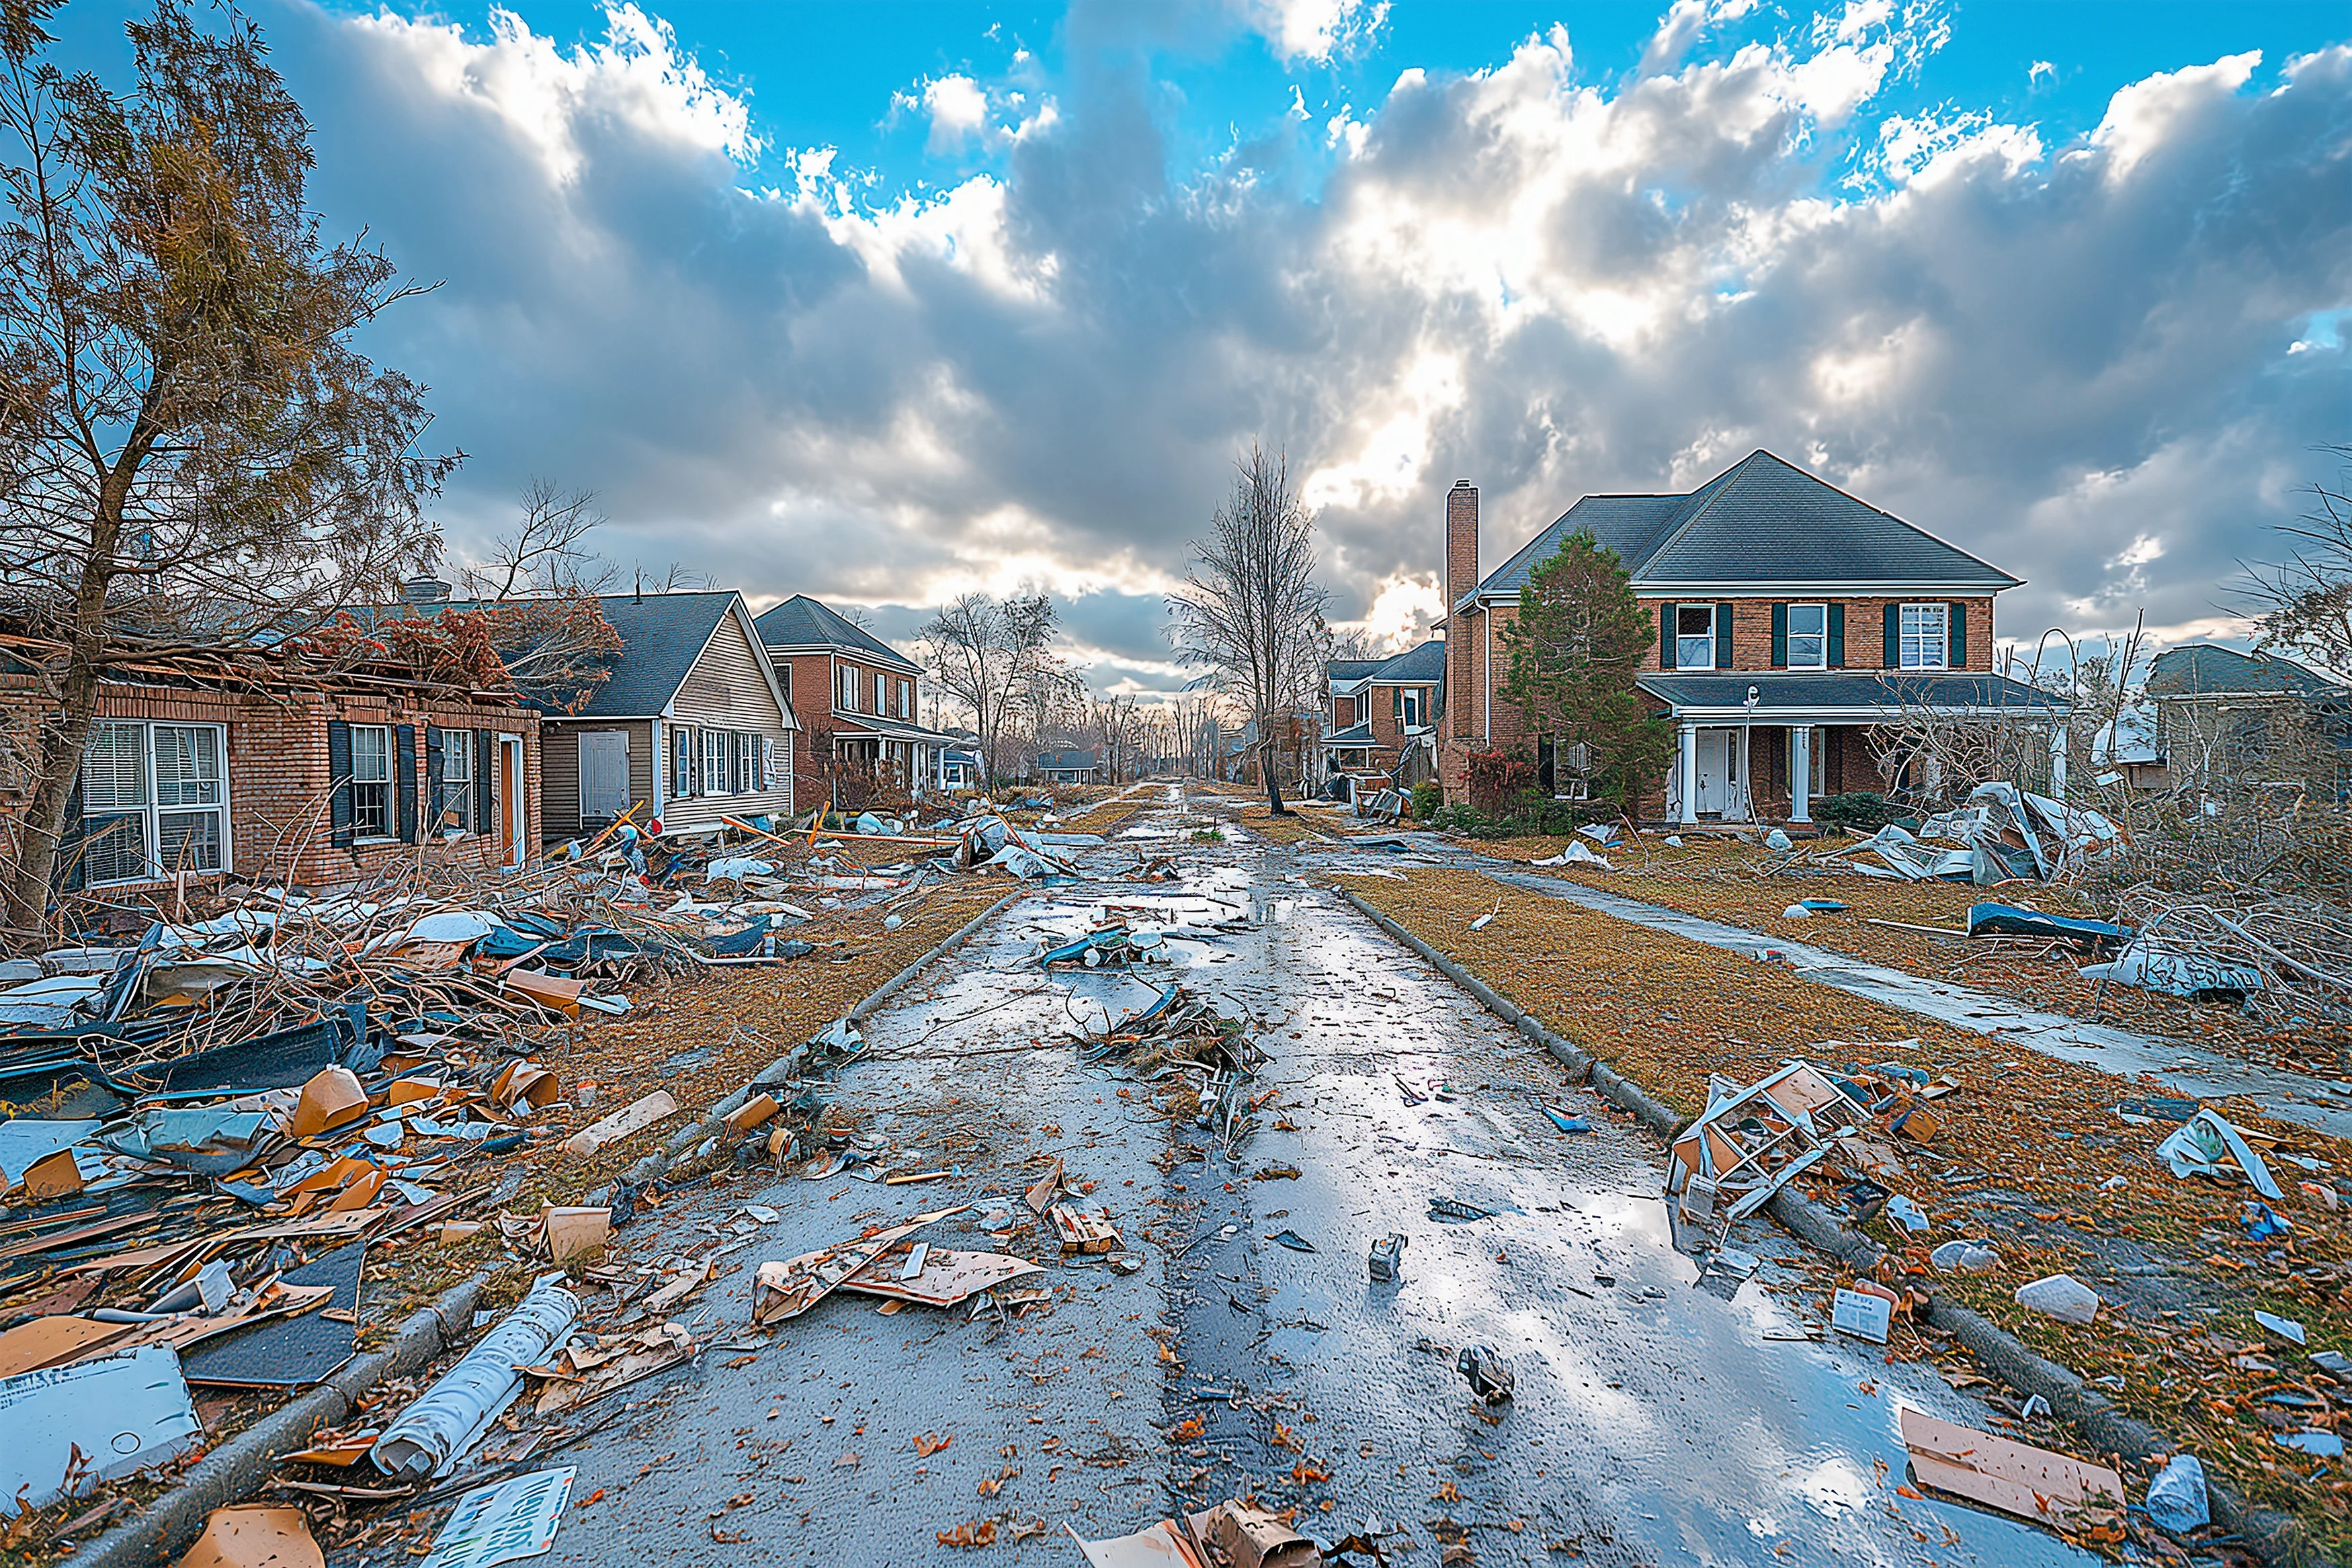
(406, 787, 2105, 1568)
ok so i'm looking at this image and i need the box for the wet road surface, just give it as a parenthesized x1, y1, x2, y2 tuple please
(441, 788, 2104, 1568)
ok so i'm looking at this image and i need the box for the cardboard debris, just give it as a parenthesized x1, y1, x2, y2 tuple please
(22, 1145, 85, 1199)
(174, 1506, 325, 1568)
(1068, 1520, 1207, 1568)
(491, 1063, 559, 1114)
(530, 1322, 694, 1415)
(1050, 1203, 1122, 1254)
(725, 1093, 778, 1133)
(289, 1067, 370, 1139)
(1198, 1500, 1318, 1568)
(1898, 1406, 2125, 1534)
(539, 1207, 613, 1262)
(0, 1315, 137, 1377)
(839, 1246, 1044, 1307)
(1024, 1156, 1066, 1215)
(753, 1208, 965, 1324)
(562, 1091, 679, 1158)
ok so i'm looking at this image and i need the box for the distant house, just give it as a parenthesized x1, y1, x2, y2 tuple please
(536, 591, 796, 840)
(755, 595, 955, 802)
(1439, 451, 2061, 823)
(2142, 644, 2350, 796)
(935, 730, 981, 791)
(1320, 638, 1444, 785)
(1032, 748, 1103, 785)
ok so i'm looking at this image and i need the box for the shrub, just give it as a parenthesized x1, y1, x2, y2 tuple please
(1409, 781, 1441, 821)
(1814, 791, 1900, 830)
(1464, 750, 1538, 813)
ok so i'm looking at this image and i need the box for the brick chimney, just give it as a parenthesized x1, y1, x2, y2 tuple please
(1445, 480, 1477, 742)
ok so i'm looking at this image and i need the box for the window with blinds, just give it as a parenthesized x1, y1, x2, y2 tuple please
(77, 721, 228, 884)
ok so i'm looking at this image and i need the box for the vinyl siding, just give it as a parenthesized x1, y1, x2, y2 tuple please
(660, 611, 795, 831)
(541, 719, 654, 837)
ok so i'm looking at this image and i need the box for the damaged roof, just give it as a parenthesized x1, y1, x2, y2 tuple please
(1478, 450, 2020, 600)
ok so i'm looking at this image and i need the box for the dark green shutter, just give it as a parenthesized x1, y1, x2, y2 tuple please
(1828, 604, 1845, 668)
(394, 725, 418, 843)
(1715, 603, 1735, 670)
(327, 721, 354, 847)
(424, 726, 446, 831)
(1947, 601, 1968, 669)
(1883, 603, 1902, 669)
(1658, 603, 1676, 670)
(475, 730, 495, 834)
(1770, 603, 1788, 668)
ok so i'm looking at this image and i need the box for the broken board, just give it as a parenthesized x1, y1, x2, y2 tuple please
(182, 1241, 366, 1389)
(562, 1092, 678, 1158)
(751, 1207, 964, 1324)
(1049, 1203, 1121, 1254)
(1898, 1406, 2125, 1530)
(0, 1344, 202, 1508)
(839, 1248, 1044, 1307)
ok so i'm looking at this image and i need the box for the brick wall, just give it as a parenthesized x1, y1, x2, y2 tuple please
(56, 681, 541, 894)
(1637, 596, 1996, 672)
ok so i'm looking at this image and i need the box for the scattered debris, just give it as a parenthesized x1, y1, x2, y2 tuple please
(374, 1275, 581, 1479)
(1368, 1234, 1406, 1282)
(2156, 1108, 2284, 1200)
(1456, 1344, 1515, 1405)
(173, 1506, 325, 1568)
(1831, 1286, 1894, 1344)
(0, 1344, 203, 1508)
(1898, 1407, 2126, 1536)
(2013, 1273, 2101, 1326)
(417, 1467, 576, 1568)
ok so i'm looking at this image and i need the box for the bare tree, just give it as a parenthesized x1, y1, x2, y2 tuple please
(1168, 444, 1329, 815)
(0, 1, 456, 926)
(2243, 442, 2352, 679)
(921, 590, 1076, 791)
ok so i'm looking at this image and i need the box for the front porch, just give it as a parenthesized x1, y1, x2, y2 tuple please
(1641, 670, 2069, 826)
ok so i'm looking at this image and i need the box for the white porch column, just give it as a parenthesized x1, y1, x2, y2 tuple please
(1677, 723, 1699, 825)
(2050, 724, 2068, 800)
(1790, 726, 1812, 824)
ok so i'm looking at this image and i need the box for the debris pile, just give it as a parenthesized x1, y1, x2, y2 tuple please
(1836, 783, 2119, 885)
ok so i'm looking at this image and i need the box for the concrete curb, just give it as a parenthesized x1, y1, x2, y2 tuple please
(63, 1270, 495, 1568)
(1331, 884, 2314, 1565)
(70, 889, 1030, 1568)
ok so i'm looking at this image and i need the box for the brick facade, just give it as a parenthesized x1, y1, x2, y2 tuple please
(11, 677, 540, 896)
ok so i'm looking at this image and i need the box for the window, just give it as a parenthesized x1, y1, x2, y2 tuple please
(1676, 604, 1717, 670)
(77, 721, 228, 885)
(351, 724, 392, 837)
(439, 733, 473, 833)
(1899, 603, 1948, 669)
(874, 673, 886, 715)
(1787, 604, 1828, 669)
(1400, 689, 1427, 728)
(731, 732, 751, 793)
(898, 680, 912, 720)
(837, 663, 857, 712)
(674, 727, 695, 798)
(702, 728, 728, 794)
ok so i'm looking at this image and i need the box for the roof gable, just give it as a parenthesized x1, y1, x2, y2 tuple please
(755, 595, 920, 673)
(566, 592, 741, 717)
(1364, 638, 1445, 686)
(1479, 449, 2019, 597)
(2146, 644, 2343, 698)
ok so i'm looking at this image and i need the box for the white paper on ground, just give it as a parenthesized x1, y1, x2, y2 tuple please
(0, 1344, 201, 1508)
(419, 1467, 577, 1568)
(1831, 1288, 1892, 1344)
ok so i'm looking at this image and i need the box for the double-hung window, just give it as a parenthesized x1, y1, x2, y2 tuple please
(350, 724, 393, 837)
(1899, 603, 1949, 670)
(898, 681, 912, 720)
(874, 673, 886, 715)
(1400, 689, 1426, 728)
(1675, 605, 1717, 671)
(702, 728, 728, 794)
(440, 734, 473, 832)
(1787, 603, 1828, 669)
(674, 728, 696, 798)
(78, 721, 229, 883)
(837, 664, 857, 712)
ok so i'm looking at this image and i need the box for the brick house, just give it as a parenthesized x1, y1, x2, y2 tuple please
(534, 591, 796, 840)
(3, 652, 541, 898)
(1439, 449, 2065, 824)
(755, 595, 954, 803)
(1320, 638, 1445, 785)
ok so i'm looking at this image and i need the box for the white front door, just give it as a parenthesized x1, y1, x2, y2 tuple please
(1694, 728, 1733, 816)
(579, 731, 630, 821)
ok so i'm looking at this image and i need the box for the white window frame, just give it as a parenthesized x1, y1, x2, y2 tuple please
(439, 731, 474, 836)
(874, 673, 886, 715)
(1899, 603, 1949, 670)
(78, 720, 230, 885)
(674, 726, 696, 798)
(349, 723, 393, 839)
(837, 662, 857, 713)
(1400, 688, 1427, 728)
(701, 728, 728, 795)
(1787, 603, 1828, 670)
(1675, 604, 1717, 671)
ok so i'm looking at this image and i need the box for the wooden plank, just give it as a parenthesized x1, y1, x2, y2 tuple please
(564, 1090, 679, 1158)
(1898, 1407, 2124, 1529)
(1048, 1203, 1121, 1255)
(839, 1248, 1044, 1307)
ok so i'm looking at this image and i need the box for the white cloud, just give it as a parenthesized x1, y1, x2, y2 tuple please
(280, 1, 2352, 697)
(1241, 0, 1390, 64)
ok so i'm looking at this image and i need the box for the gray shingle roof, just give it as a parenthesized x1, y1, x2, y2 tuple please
(1320, 721, 1374, 746)
(1327, 658, 1383, 684)
(755, 595, 920, 673)
(1637, 670, 2064, 712)
(1365, 638, 1445, 686)
(1481, 450, 2019, 597)
(1034, 749, 1099, 771)
(562, 592, 743, 718)
(2145, 644, 2343, 698)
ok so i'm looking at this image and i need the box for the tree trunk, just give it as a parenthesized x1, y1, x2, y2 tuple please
(3, 644, 103, 937)
(1260, 737, 1288, 816)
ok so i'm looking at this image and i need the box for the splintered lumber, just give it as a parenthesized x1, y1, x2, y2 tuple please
(562, 1091, 679, 1158)
(1898, 1407, 2125, 1530)
(838, 1248, 1043, 1307)
(1048, 1203, 1120, 1255)
(751, 1207, 965, 1324)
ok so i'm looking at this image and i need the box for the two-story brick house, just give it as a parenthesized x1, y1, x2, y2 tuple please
(1320, 638, 1445, 785)
(1440, 449, 2065, 824)
(755, 595, 954, 804)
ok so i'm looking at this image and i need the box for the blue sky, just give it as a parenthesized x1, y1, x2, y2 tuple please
(50, 0, 2352, 695)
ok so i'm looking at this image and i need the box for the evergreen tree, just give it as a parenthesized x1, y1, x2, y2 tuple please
(1497, 531, 1671, 810)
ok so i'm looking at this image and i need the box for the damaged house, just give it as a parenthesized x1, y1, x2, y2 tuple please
(1438, 451, 2066, 824)
(1319, 638, 1445, 790)
(2138, 643, 2351, 799)
(1, 625, 541, 902)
